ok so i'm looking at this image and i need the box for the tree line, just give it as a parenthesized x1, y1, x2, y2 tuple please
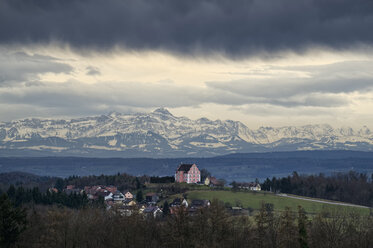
(5, 185, 91, 209)
(150, 176, 175, 184)
(262, 171, 373, 207)
(60, 173, 149, 191)
(2, 199, 371, 248)
(0, 172, 151, 194)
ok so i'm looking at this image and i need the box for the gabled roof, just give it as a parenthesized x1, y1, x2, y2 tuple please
(237, 182, 260, 187)
(209, 177, 219, 185)
(177, 164, 194, 172)
(143, 206, 161, 213)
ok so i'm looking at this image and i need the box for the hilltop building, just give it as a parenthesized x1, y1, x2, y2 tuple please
(175, 163, 201, 183)
(236, 182, 261, 191)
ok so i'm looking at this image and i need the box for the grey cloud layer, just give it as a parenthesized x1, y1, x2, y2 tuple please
(0, 50, 372, 120)
(207, 77, 373, 99)
(207, 61, 373, 107)
(0, 79, 352, 121)
(86, 66, 101, 76)
(1, 0, 373, 55)
(0, 51, 73, 86)
(213, 60, 373, 89)
(0, 75, 363, 116)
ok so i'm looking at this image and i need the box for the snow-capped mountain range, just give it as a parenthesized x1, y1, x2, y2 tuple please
(1, 108, 372, 157)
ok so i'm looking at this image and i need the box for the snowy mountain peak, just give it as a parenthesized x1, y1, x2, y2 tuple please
(359, 126, 371, 135)
(0, 110, 372, 157)
(108, 111, 121, 116)
(152, 107, 173, 116)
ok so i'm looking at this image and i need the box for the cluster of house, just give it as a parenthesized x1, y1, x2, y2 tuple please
(55, 183, 212, 218)
(169, 197, 211, 215)
(174, 163, 261, 190)
(235, 182, 261, 191)
(137, 197, 212, 218)
(56, 184, 163, 217)
(49, 163, 260, 217)
(84, 185, 137, 207)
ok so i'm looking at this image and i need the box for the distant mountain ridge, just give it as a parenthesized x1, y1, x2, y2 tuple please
(0, 108, 372, 157)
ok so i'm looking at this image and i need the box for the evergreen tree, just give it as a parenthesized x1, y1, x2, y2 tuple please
(31, 187, 42, 204)
(255, 202, 277, 248)
(298, 206, 309, 248)
(7, 185, 16, 199)
(0, 194, 27, 248)
(136, 178, 141, 189)
(14, 186, 26, 207)
(54, 178, 65, 192)
(136, 190, 143, 203)
(200, 169, 211, 181)
(278, 207, 297, 248)
(231, 181, 239, 192)
(163, 201, 170, 216)
(262, 178, 272, 191)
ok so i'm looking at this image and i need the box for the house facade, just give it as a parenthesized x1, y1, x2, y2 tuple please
(204, 177, 210, 186)
(170, 198, 188, 208)
(145, 193, 159, 203)
(143, 206, 163, 218)
(250, 183, 261, 191)
(175, 163, 201, 184)
(124, 191, 133, 200)
(206, 176, 224, 187)
(236, 182, 261, 191)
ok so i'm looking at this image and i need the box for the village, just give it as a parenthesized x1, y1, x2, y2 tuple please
(56, 163, 261, 217)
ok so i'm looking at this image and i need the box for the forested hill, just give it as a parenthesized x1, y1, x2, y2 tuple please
(0, 151, 373, 181)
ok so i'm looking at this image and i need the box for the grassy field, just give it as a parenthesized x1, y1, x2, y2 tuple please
(185, 190, 371, 215)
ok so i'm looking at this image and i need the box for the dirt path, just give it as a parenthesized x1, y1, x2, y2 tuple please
(276, 194, 370, 209)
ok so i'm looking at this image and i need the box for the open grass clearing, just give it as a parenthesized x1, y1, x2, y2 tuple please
(186, 190, 371, 215)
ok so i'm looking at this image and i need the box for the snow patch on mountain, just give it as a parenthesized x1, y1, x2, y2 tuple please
(0, 108, 372, 157)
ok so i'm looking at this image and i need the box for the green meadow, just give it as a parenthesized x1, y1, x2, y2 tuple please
(186, 190, 371, 215)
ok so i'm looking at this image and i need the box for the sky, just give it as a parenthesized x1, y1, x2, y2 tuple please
(1, 0, 373, 129)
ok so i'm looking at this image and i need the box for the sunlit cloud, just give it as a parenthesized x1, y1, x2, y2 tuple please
(0, 45, 372, 130)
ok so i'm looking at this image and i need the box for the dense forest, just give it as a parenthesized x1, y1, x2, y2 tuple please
(2, 170, 373, 207)
(1, 171, 373, 247)
(1, 196, 373, 248)
(261, 171, 373, 207)
(0, 172, 149, 192)
(3, 185, 94, 209)
(0, 172, 58, 193)
(62, 173, 149, 191)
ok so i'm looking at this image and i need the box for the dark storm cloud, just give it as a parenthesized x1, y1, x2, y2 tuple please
(1, 0, 373, 56)
(0, 78, 350, 118)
